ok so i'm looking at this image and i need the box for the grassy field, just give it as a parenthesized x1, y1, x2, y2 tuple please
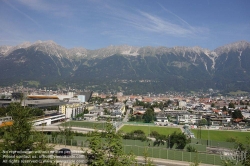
(191, 129, 250, 143)
(119, 125, 181, 136)
(26, 80, 40, 87)
(61, 121, 107, 130)
(228, 90, 249, 96)
(60, 122, 250, 143)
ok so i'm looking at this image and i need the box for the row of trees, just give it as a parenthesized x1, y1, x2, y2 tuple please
(123, 130, 149, 142)
(210, 102, 244, 119)
(211, 101, 250, 108)
(133, 99, 173, 110)
(0, 106, 44, 117)
(130, 99, 175, 123)
(122, 129, 189, 150)
(150, 131, 188, 149)
(129, 108, 156, 123)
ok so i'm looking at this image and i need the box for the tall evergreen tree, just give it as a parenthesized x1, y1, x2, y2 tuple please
(0, 102, 55, 166)
(143, 108, 154, 123)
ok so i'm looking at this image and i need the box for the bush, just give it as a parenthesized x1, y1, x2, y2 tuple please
(169, 131, 188, 149)
(123, 130, 148, 141)
(150, 131, 160, 138)
(186, 145, 197, 152)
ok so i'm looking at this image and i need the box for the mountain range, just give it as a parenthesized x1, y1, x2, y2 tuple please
(0, 40, 250, 94)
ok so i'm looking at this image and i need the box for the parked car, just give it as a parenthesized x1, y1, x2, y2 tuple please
(57, 148, 71, 156)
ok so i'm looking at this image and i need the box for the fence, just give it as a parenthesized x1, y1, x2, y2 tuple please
(123, 122, 155, 126)
(191, 138, 235, 149)
(124, 146, 222, 165)
(46, 136, 244, 165)
(60, 121, 123, 131)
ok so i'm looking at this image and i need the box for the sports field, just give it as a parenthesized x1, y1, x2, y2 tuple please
(61, 121, 107, 130)
(119, 125, 181, 136)
(191, 129, 250, 143)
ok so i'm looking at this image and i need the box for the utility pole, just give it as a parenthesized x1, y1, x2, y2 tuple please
(168, 134, 170, 149)
(206, 116, 210, 147)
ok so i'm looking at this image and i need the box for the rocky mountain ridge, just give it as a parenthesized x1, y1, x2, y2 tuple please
(0, 40, 250, 93)
(2, 40, 249, 58)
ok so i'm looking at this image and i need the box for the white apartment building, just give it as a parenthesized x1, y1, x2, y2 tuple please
(59, 103, 85, 119)
(177, 114, 202, 124)
(179, 101, 187, 109)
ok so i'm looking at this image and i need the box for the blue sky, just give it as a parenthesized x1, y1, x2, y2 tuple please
(0, 0, 249, 50)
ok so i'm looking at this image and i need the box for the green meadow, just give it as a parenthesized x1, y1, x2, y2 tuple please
(119, 125, 181, 136)
(228, 90, 249, 96)
(60, 121, 250, 144)
(191, 129, 250, 143)
(61, 121, 107, 130)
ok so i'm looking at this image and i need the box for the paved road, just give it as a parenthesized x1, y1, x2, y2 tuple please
(123, 108, 130, 122)
(34, 126, 103, 133)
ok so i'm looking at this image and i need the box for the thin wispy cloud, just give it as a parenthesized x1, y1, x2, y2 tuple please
(16, 0, 72, 18)
(3, 0, 40, 28)
(158, 4, 208, 35)
(101, 3, 208, 38)
(158, 3, 192, 28)
(137, 11, 193, 36)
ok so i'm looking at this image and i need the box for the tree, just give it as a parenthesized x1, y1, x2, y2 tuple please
(229, 109, 243, 119)
(221, 160, 235, 166)
(222, 106, 227, 112)
(84, 108, 89, 114)
(221, 136, 250, 166)
(158, 102, 164, 110)
(168, 132, 188, 149)
(51, 131, 59, 141)
(141, 147, 154, 166)
(0, 107, 8, 117)
(85, 121, 135, 166)
(153, 134, 167, 146)
(149, 131, 160, 138)
(104, 108, 110, 115)
(228, 102, 235, 109)
(199, 119, 207, 126)
(75, 112, 84, 119)
(0, 102, 55, 165)
(85, 130, 106, 166)
(136, 115, 143, 122)
(58, 123, 74, 141)
(111, 96, 118, 103)
(1, 102, 34, 151)
(211, 103, 215, 107)
(143, 108, 154, 123)
(123, 130, 148, 141)
(234, 136, 250, 166)
(123, 100, 128, 105)
(32, 108, 44, 116)
(189, 152, 200, 166)
(186, 145, 197, 152)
